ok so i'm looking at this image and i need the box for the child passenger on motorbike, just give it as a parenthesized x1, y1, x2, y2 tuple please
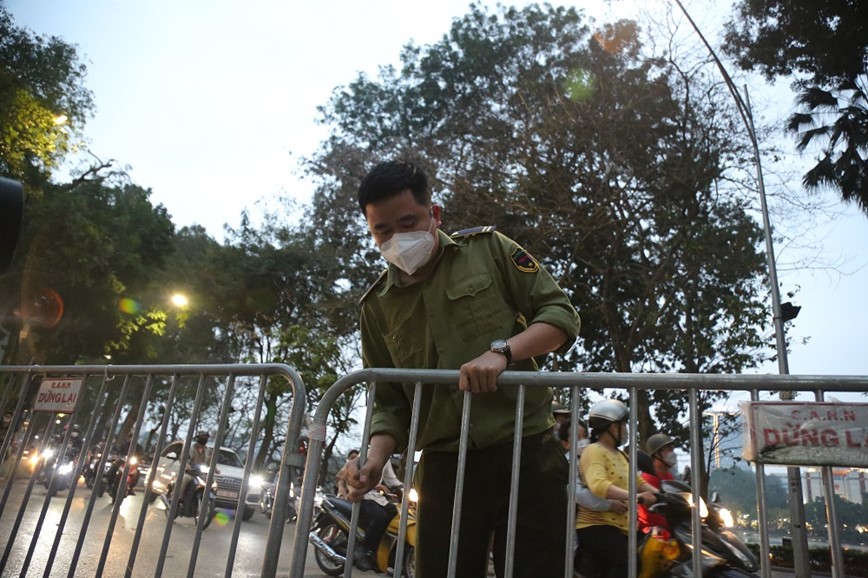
(337, 452, 402, 571)
(576, 400, 658, 578)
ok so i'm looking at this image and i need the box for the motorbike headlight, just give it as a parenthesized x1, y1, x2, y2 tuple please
(129, 456, 138, 466)
(249, 474, 264, 489)
(718, 506, 735, 528)
(43, 448, 55, 460)
(408, 487, 419, 503)
(197, 464, 209, 474)
(29, 453, 41, 466)
(680, 492, 709, 518)
(58, 462, 74, 475)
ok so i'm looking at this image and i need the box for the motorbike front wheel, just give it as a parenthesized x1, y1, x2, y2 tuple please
(313, 520, 348, 577)
(195, 488, 216, 530)
(389, 544, 415, 578)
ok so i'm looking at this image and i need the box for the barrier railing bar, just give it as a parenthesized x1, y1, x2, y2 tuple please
(262, 364, 307, 578)
(226, 373, 269, 578)
(0, 372, 33, 518)
(689, 387, 704, 578)
(118, 372, 157, 577)
(564, 385, 580, 577)
(751, 388, 772, 578)
(155, 373, 200, 577)
(93, 375, 133, 578)
(504, 383, 527, 578)
(0, 412, 41, 571)
(446, 390, 473, 577)
(393, 379, 424, 576)
(815, 388, 845, 578)
(627, 386, 639, 578)
(64, 375, 109, 576)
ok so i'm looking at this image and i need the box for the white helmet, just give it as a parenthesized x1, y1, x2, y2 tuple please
(588, 399, 628, 431)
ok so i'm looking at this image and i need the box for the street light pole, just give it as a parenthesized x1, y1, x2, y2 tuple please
(668, 2, 811, 576)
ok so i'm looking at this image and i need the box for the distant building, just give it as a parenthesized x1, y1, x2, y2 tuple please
(801, 468, 867, 505)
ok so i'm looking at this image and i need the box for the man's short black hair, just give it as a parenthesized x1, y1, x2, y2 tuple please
(357, 160, 430, 214)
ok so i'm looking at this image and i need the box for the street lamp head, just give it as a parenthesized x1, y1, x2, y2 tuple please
(170, 293, 189, 308)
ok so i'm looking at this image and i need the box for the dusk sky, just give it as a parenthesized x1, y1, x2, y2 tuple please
(8, 0, 868, 392)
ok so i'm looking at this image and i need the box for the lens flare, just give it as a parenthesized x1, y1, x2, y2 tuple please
(565, 69, 595, 102)
(118, 298, 142, 314)
(214, 510, 231, 526)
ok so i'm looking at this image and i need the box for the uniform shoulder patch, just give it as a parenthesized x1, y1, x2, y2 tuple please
(450, 225, 496, 238)
(359, 269, 388, 304)
(510, 246, 539, 273)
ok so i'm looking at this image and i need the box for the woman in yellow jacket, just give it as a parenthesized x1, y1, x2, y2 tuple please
(576, 400, 658, 578)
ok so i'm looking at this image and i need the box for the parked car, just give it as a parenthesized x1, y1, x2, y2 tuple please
(149, 440, 262, 521)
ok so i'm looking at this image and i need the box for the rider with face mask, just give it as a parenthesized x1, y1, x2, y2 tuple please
(576, 400, 658, 578)
(638, 433, 678, 533)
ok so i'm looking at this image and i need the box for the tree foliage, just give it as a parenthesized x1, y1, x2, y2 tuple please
(5, 170, 174, 365)
(305, 3, 770, 461)
(709, 465, 787, 523)
(723, 0, 868, 215)
(0, 2, 93, 181)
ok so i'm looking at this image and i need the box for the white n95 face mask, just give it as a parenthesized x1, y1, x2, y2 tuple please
(379, 220, 435, 275)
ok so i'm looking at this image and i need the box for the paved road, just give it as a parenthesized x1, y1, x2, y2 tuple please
(0, 476, 340, 577)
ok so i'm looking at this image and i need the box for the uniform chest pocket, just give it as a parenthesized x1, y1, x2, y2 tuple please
(445, 273, 513, 340)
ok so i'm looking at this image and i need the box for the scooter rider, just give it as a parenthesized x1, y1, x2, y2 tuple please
(639, 433, 678, 533)
(576, 400, 658, 578)
(182, 431, 213, 516)
(337, 452, 402, 571)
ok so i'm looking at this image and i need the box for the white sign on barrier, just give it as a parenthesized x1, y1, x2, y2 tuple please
(742, 401, 868, 467)
(33, 377, 84, 413)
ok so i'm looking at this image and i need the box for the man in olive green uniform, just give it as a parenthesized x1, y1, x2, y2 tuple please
(345, 160, 580, 577)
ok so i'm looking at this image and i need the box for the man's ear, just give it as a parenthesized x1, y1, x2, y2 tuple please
(432, 204, 442, 224)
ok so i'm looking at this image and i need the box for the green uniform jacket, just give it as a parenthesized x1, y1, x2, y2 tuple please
(360, 228, 581, 453)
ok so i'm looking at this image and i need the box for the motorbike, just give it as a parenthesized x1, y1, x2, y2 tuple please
(82, 448, 103, 489)
(160, 463, 217, 530)
(309, 490, 416, 577)
(100, 454, 142, 504)
(37, 445, 81, 497)
(578, 479, 758, 578)
(260, 478, 299, 523)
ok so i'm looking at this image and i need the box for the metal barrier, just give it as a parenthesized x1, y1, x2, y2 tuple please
(294, 369, 868, 578)
(0, 364, 306, 578)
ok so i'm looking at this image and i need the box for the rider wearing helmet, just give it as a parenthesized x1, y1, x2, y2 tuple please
(182, 431, 214, 516)
(575, 400, 658, 578)
(639, 433, 678, 533)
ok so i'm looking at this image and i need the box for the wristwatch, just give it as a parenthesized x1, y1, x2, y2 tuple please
(490, 339, 512, 365)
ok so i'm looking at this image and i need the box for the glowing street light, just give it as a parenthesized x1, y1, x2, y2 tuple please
(170, 293, 189, 308)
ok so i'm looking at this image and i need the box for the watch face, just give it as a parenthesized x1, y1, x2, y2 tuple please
(491, 339, 508, 351)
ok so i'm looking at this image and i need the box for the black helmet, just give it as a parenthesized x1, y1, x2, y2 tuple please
(196, 431, 209, 438)
(265, 462, 279, 473)
(588, 399, 628, 431)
